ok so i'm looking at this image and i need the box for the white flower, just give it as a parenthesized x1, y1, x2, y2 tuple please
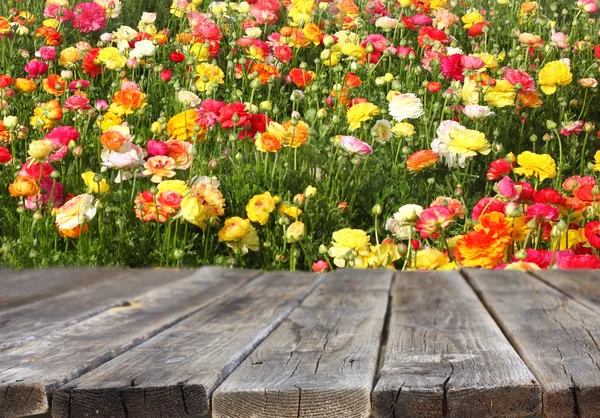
(140, 12, 157, 24)
(55, 194, 97, 230)
(245, 27, 262, 38)
(177, 90, 201, 108)
(375, 17, 398, 29)
(385, 218, 414, 239)
(446, 47, 464, 56)
(462, 105, 495, 120)
(430, 120, 466, 169)
(130, 40, 156, 59)
(388, 93, 424, 122)
(393, 204, 424, 224)
(370, 119, 392, 143)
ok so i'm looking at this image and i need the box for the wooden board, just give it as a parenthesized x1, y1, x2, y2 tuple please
(465, 269, 600, 418)
(0, 267, 258, 418)
(51, 271, 324, 418)
(212, 269, 393, 418)
(0, 269, 192, 350)
(0, 269, 124, 311)
(530, 270, 600, 315)
(372, 271, 540, 418)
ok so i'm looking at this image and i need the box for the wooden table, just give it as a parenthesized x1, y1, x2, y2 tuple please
(0, 267, 598, 418)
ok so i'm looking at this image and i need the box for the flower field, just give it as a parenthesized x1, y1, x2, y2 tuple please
(0, 0, 599, 271)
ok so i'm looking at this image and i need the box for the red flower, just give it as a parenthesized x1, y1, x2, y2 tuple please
(487, 157, 515, 180)
(441, 54, 465, 81)
(595, 45, 600, 59)
(0, 146, 11, 163)
(467, 21, 486, 37)
(558, 254, 600, 269)
(170, 51, 185, 63)
(274, 45, 292, 63)
(417, 26, 448, 49)
(533, 188, 565, 206)
(160, 70, 172, 82)
(217, 102, 250, 129)
(585, 221, 600, 249)
(573, 183, 596, 202)
(82, 48, 102, 78)
(516, 182, 535, 201)
(288, 68, 314, 88)
(0, 75, 12, 88)
(426, 81, 442, 93)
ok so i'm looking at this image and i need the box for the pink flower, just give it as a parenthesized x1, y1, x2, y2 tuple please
(338, 136, 373, 156)
(525, 203, 560, 222)
(397, 46, 416, 58)
(24, 60, 49, 78)
(416, 205, 455, 239)
(25, 178, 64, 210)
(503, 68, 536, 91)
(147, 140, 168, 156)
(197, 99, 226, 128)
(19, 161, 55, 179)
(559, 120, 584, 137)
(551, 31, 570, 49)
(250, 0, 281, 24)
(412, 14, 433, 26)
(44, 4, 73, 21)
(73, 2, 107, 33)
(578, 0, 598, 13)
(312, 260, 330, 272)
(121, 81, 141, 91)
(37, 47, 56, 61)
(45, 126, 80, 161)
(69, 79, 91, 91)
(461, 55, 485, 70)
(64, 95, 92, 112)
(472, 197, 506, 220)
(497, 177, 519, 201)
(441, 54, 465, 81)
(95, 100, 109, 111)
(558, 254, 600, 269)
(562, 175, 595, 193)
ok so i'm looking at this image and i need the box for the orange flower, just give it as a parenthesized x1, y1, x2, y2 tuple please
(454, 212, 512, 268)
(143, 156, 177, 183)
(108, 90, 147, 116)
(100, 130, 126, 151)
(134, 190, 170, 222)
(256, 132, 284, 153)
(282, 120, 309, 148)
(42, 74, 67, 96)
(345, 73, 362, 88)
(15, 78, 37, 93)
(9, 176, 40, 197)
(165, 140, 193, 169)
(35, 26, 62, 46)
(515, 91, 543, 111)
(303, 23, 323, 45)
(30, 99, 63, 130)
(289, 68, 314, 88)
(58, 224, 88, 238)
(407, 150, 439, 172)
(251, 63, 280, 84)
(0, 17, 11, 35)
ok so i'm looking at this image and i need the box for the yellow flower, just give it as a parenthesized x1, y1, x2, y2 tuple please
(538, 60, 572, 95)
(28, 139, 53, 160)
(59, 47, 82, 67)
(285, 221, 306, 243)
(167, 110, 202, 141)
(430, 0, 448, 9)
(180, 195, 207, 227)
(190, 42, 210, 62)
(81, 172, 110, 193)
(484, 80, 516, 107)
(157, 180, 189, 196)
(471, 53, 499, 71)
(448, 128, 491, 158)
(341, 43, 366, 60)
(97, 47, 126, 70)
(278, 203, 303, 218)
(55, 194, 97, 230)
(391, 122, 415, 137)
(514, 151, 557, 181)
(368, 243, 401, 269)
(246, 192, 278, 225)
(553, 229, 586, 250)
(218, 217, 259, 254)
(461, 77, 479, 105)
(291, 0, 316, 14)
(328, 228, 371, 268)
(462, 11, 484, 29)
(346, 102, 380, 130)
(592, 150, 600, 172)
(195, 63, 225, 91)
(98, 112, 122, 132)
(416, 249, 450, 270)
(42, 18, 60, 28)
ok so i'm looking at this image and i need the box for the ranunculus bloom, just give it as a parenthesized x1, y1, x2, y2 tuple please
(0, 146, 12, 163)
(407, 150, 439, 172)
(472, 197, 506, 220)
(337, 135, 373, 156)
(514, 151, 557, 182)
(416, 206, 455, 239)
(525, 203, 560, 222)
(558, 254, 600, 269)
(72, 2, 107, 33)
(388, 93, 424, 122)
(55, 194, 96, 230)
(498, 177, 519, 201)
(585, 222, 600, 249)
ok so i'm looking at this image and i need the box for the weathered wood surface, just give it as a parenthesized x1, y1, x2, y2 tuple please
(465, 269, 600, 418)
(0, 269, 125, 312)
(212, 269, 393, 418)
(531, 270, 600, 315)
(0, 267, 258, 418)
(372, 271, 540, 418)
(0, 269, 192, 350)
(52, 271, 323, 418)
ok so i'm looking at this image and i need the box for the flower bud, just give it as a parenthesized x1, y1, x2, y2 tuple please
(372, 204, 382, 215)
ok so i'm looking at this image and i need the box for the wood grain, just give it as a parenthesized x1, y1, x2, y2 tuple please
(0, 267, 258, 418)
(530, 270, 600, 314)
(51, 271, 323, 418)
(465, 268, 600, 418)
(372, 270, 540, 418)
(212, 269, 393, 418)
(0, 269, 192, 350)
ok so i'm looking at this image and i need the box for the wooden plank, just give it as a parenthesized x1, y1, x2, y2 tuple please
(372, 271, 540, 418)
(465, 269, 600, 418)
(0, 269, 192, 350)
(530, 270, 600, 315)
(52, 271, 323, 418)
(0, 269, 126, 311)
(0, 267, 258, 418)
(212, 269, 393, 418)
